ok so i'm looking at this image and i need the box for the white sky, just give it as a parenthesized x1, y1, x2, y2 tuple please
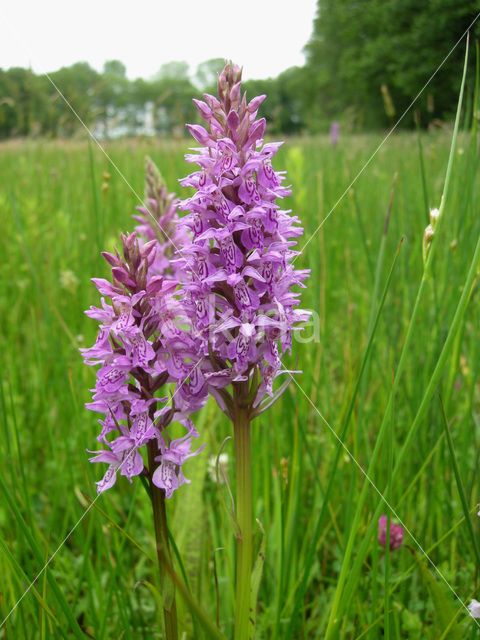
(1, 1, 317, 81)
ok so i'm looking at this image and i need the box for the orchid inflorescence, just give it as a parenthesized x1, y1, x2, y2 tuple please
(178, 62, 310, 418)
(81, 161, 207, 497)
(82, 61, 310, 497)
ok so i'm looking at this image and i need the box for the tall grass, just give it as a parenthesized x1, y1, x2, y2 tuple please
(0, 111, 479, 638)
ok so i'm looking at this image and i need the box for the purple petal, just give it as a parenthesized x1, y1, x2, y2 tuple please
(120, 448, 144, 480)
(96, 465, 119, 493)
(227, 110, 240, 131)
(186, 124, 213, 147)
(91, 278, 117, 296)
(152, 461, 179, 498)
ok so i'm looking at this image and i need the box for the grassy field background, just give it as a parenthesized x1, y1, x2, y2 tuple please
(1, 125, 480, 638)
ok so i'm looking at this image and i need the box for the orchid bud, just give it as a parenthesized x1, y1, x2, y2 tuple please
(192, 98, 212, 122)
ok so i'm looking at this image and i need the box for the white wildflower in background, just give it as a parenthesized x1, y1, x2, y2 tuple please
(207, 453, 229, 483)
(468, 599, 480, 619)
(60, 269, 79, 292)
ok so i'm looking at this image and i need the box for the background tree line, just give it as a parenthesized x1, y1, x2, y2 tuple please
(1, 0, 479, 139)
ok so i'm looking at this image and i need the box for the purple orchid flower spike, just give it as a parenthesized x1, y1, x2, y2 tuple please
(175, 60, 310, 638)
(82, 230, 206, 496)
(82, 206, 208, 636)
(177, 61, 310, 418)
(82, 162, 208, 500)
(132, 155, 191, 280)
(330, 120, 340, 147)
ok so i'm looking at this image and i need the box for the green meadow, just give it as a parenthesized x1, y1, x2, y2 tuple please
(1, 121, 480, 638)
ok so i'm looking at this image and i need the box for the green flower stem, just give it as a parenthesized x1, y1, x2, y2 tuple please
(233, 404, 253, 640)
(147, 441, 178, 640)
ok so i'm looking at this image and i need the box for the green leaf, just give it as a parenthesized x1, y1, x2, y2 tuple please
(80, 491, 154, 562)
(0, 535, 58, 628)
(156, 544, 228, 640)
(214, 436, 241, 539)
(135, 580, 164, 615)
(0, 472, 85, 638)
(413, 550, 464, 640)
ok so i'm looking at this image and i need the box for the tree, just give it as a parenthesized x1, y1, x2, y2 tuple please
(0, 67, 49, 137)
(195, 58, 225, 91)
(103, 60, 127, 78)
(146, 62, 196, 135)
(152, 61, 189, 82)
(305, 0, 480, 128)
(48, 62, 100, 136)
(96, 60, 130, 137)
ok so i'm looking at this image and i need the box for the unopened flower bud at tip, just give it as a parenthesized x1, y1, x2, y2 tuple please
(422, 223, 435, 264)
(429, 207, 440, 227)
